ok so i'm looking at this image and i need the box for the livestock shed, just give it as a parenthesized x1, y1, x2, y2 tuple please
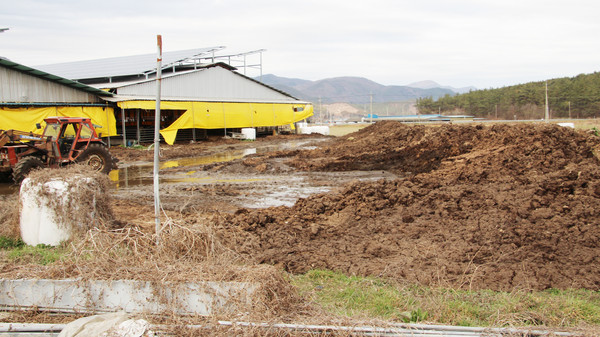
(0, 58, 117, 137)
(37, 48, 313, 145)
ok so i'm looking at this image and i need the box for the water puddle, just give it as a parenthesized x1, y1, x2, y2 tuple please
(242, 184, 331, 208)
(160, 148, 256, 169)
(111, 139, 322, 189)
(0, 139, 326, 196)
(111, 148, 257, 188)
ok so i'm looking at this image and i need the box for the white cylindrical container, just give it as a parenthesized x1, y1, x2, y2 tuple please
(20, 178, 71, 246)
(20, 177, 95, 246)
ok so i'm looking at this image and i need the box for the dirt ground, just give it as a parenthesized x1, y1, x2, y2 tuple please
(3, 121, 600, 334)
(101, 122, 600, 292)
(3, 122, 600, 292)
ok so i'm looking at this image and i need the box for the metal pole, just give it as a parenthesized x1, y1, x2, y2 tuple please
(370, 93, 373, 120)
(545, 81, 550, 122)
(192, 104, 196, 142)
(222, 102, 227, 137)
(319, 97, 322, 123)
(259, 51, 263, 80)
(136, 110, 140, 144)
(370, 94, 373, 123)
(153, 35, 163, 245)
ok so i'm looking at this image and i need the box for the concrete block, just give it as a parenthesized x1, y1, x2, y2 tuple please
(0, 279, 258, 316)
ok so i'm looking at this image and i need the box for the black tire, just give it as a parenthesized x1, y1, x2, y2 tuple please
(76, 143, 114, 174)
(0, 170, 12, 183)
(12, 156, 44, 184)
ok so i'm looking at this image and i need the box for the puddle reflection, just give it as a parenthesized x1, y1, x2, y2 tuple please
(110, 148, 257, 189)
(160, 148, 256, 169)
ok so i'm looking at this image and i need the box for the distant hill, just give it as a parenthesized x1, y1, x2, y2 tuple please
(407, 80, 476, 94)
(256, 74, 458, 104)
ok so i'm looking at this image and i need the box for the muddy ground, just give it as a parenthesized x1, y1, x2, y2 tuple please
(107, 134, 394, 214)
(102, 122, 600, 292)
(1, 121, 599, 293)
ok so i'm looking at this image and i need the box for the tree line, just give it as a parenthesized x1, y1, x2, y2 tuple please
(416, 72, 600, 120)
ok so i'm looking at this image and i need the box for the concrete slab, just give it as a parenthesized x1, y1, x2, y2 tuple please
(0, 279, 257, 316)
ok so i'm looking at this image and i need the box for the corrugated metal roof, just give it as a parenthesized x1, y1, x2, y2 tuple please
(112, 64, 302, 103)
(35, 47, 225, 80)
(90, 69, 201, 90)
(0, 58, 113, 97)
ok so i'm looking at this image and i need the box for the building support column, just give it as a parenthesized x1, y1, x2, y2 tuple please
(121, 108, 127, 147)
(136, 110, 141, 144)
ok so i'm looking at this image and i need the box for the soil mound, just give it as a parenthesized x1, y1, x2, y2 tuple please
(218, 122, 600, 291)
(289, 121, 600, 175)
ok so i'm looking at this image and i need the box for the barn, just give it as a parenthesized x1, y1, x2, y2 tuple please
(37, 48, 313, 145)
(0, 58, 116, 137)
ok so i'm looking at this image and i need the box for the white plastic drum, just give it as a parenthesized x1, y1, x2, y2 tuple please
(19, 177, 89, 246)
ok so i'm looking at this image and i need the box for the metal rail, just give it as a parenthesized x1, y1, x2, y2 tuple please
(1, 321, 573, 337)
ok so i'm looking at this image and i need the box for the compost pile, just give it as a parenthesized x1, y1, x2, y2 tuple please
(219, 122, 600, 291)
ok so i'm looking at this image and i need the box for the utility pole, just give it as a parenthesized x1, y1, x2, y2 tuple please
(544, 81, 550, 122)
(568, 101, 571, 119)
(370, 93, 373, 123)
(319, 97, 322, 124)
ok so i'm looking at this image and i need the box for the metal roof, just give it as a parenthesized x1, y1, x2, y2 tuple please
(105, 63, 303, 103)
(0, 58, 112, 97)
(35, 47, 225, 80)
(91, 63, 237, 89)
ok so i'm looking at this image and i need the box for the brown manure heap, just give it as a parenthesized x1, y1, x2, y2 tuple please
(218, 121, 600, 291)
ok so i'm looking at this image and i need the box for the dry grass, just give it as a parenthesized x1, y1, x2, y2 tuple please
(328, 124, 369, 137)
(0, 196, 19, 239)
(0, 166, 316, 322)
(1, 205, 309, 322)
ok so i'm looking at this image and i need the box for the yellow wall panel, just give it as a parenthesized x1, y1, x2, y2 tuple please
(0, 106, 117, 136)
(117, 100, 313, 145)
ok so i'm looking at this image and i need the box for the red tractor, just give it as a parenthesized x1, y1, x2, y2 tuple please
(0, 117, 117, 183)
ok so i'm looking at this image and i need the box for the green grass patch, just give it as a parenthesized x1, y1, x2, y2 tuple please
(0, 236, 24, 249)
(291, 269, 600, 329)
(1, 236, 68, 265)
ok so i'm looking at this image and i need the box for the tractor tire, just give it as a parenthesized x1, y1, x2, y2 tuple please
(12, 156, 44, 184)
(76, 143, 114, 174)
(0, 170, 12, 183)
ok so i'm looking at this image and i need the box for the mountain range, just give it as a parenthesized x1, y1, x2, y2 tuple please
(256, 74, 476, 104)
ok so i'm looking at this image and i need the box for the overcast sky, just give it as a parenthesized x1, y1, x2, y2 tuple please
(1, 0, 598, 89)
